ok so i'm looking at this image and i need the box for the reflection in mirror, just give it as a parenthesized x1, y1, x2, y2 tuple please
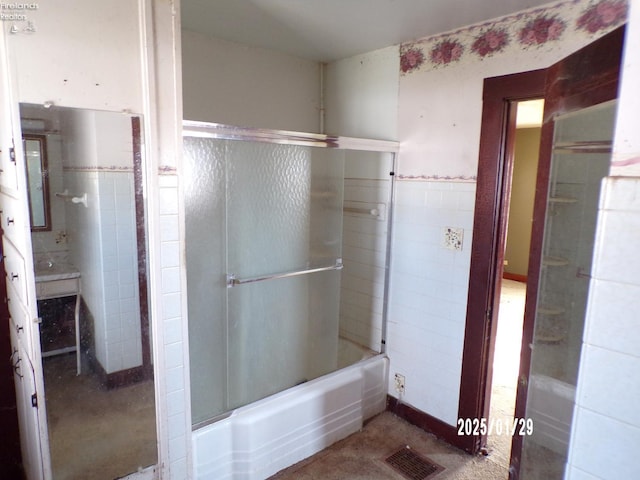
(20, 104, 157, 479)
(23, 133, 51, 231)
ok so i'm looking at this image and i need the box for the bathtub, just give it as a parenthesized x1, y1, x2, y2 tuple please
(193, 340, 388, 480)
(337, 337, 377, 369)
(527, 374, 576, 456)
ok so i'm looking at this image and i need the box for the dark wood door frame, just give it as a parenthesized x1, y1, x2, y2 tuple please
(458, 69, 546, 454)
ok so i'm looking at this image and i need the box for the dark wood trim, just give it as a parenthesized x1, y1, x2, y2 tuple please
(458, 69, 546, 454)
(386, 396, 465, 451)
(132, 117, 153, 379)
(503, 272, 527, 283)
(88, 352, 149, 390)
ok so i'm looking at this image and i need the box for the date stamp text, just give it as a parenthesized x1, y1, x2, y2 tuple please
(457, 417, 534, 436)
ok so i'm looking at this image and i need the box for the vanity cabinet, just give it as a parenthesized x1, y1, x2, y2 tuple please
(35, 271, 81, 375)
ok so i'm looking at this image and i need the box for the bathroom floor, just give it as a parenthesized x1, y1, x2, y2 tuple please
(43, 354, 157, 480)
(269, 411, 508, 480)
(271, 280, 527, 480)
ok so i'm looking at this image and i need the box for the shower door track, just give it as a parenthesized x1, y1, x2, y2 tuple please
(183, 120, 400, 153)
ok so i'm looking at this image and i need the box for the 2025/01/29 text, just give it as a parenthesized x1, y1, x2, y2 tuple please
(457, 417, 534, 436)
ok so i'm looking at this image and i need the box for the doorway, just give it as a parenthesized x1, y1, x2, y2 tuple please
(487, 99, 542, 467)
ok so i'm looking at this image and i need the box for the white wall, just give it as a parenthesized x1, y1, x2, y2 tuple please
(8, 0, 143, 113)
(182, 30, 321, 132)
(324, 46, 399, 140)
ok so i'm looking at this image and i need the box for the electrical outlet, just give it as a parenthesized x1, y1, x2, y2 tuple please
(394, 373, 405, 395)
(443, 227, 464, 251)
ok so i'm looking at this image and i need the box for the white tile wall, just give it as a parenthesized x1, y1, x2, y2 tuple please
(339, 178, 390, 350)
(387, 179, 475, 425)
(567, 177, 640, 480)
(157, 174, 191, 478)
(98, 171, 142, 373)
(62, 168, 143, 374)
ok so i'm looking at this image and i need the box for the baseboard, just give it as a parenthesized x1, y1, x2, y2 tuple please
(88, 354, 152, 389)
(503, 272, 527, 283)
(386, 395, 473, 453)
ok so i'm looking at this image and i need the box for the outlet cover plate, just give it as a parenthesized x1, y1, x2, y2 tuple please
(443, 227, 463, 251)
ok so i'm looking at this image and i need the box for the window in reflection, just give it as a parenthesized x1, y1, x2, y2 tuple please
(23, 133, 51, 231)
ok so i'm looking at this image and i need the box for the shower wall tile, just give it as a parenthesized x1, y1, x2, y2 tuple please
(386, 179, 475, 426)
(339, 177, 391, 351)
(565, 466, 601, 480)
(159, 176, 180, 215)
(165, 366, 185, 395)
(155, 172, 191, 476)
(161, 242, 180, 268)
(591, 209, 640, 286)
(577, 345, 640, 427)
(159, 215, 180, 242)
(162, 267, 182, 294)
(582, 279, 640, 358)
(164, 317, 183, 345)
(568, 408, 640, 480)
(165, 341, 184, 370)
(567, 176, 640, 480)
(96, 171, 142, 373)
(162, 292, 182, 319)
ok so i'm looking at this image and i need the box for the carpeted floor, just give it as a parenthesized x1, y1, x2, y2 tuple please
(43, 354, 157, 480)
(269, 411, 508, 480)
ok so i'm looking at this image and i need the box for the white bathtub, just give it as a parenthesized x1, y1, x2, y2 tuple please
(337, 337, 377, 369)
(193, 347, 388, 480)
(527, 374, 576, 456)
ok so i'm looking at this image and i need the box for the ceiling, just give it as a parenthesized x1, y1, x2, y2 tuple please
(181, 0, 556, 62)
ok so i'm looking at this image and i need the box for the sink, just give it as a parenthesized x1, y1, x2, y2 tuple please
(34, 262, 81, 282)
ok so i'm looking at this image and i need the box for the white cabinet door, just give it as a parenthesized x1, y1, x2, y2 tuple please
(0, 26, 51, 480)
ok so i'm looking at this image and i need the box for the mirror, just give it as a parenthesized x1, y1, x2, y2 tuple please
(23, 133, 51, 231)
(21, 103, 157, 479)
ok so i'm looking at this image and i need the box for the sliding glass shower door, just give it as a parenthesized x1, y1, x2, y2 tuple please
(225, 143, 344, 409)
(184, 134, 344, 425)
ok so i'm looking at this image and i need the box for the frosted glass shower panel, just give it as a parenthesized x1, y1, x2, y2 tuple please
(184, 137, 228, 425)
(521, 100, 616, 478)
(226, 142, 344, 277)
(182, 121, 403, 429)
(227, 269, 341, 409)
(530, 100, 616, 385)
(226, 142, 344, 410)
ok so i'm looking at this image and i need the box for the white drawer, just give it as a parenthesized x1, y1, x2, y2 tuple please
(3, 239, 28, 306)
(0, 193, 27, 248)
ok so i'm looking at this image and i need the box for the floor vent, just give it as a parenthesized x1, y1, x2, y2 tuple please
(385, 446, 444, 480)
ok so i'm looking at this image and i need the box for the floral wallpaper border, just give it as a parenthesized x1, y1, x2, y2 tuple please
(62, 166, 134, 172)
(400, 0, 627, 74)
(396, 174, 477, 182)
